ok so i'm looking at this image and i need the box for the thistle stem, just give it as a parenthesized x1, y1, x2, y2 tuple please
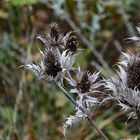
(56, 81, 109, 140)
(136, 109, 140, 133)
(87, 117, 109, 140)
(56, 81, 83, 111)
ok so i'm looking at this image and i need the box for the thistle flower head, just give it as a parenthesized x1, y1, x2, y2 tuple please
(36, 22, 63, 47)
(104, 27, 140, 117)
(63, 87, 99, 136)
(63, 68, 103, 135)
(127, 57, 140, 90)
(67, 68, 102, 94)
(77, 71, 91, 93)
(104, 51, 140, 116)
(42, 49, 62, 78)
(50, 22, 61, 42)
(63, 32, 78, 53)
(24, 48, 74, 81)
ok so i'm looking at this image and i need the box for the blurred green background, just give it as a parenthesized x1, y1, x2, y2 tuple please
(0, 0, 140, 139)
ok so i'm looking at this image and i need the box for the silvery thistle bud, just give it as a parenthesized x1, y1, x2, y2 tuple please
(104, 26, 140, 132)
(24, 48, 75, 82)
(68, 68, 102, 94)
(36, 22, 63, 47)
(63, 68, 103, 135)
(63, 32, 78, 53)
(105, 52, 140, 132)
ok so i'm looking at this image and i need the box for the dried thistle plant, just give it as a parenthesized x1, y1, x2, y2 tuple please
(63, 68, 103, 135)
(24, 23, 77, 82)
(22, 22, 108, 140)
(104, 26, 140, 133)
(36, 22, 63, 47)
(22, 21, 140, 139)
(63, 31, 78, 53)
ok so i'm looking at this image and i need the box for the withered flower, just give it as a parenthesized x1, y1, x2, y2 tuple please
(77, 71, 91, 93)
(67, 68, 102, 94)
(63, 32, 78, 53)
(63, 68, 103, 135)
(24, 48, 74, 81)
(105, 63, 140, 110)
(104, 26, 140, 131)
(24, 23, 77, 81)
(41, 49, 62, 78)
(36, 22, 63, 47)
(127, 57, 140, 90)
(105, 54, 140, 134)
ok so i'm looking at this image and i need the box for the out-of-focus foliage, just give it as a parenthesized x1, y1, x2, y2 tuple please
(11, 0, 39, 5)
(0, 0, 140, 139)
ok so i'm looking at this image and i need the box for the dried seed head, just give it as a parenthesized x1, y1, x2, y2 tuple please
(127, 58, 140, 90)
(36, 22, 63, 47)
(77, 71, 91, 93)
(43, 50, 62, 78)
(65, 35, 78, 52)
(50, 22, 61, 42)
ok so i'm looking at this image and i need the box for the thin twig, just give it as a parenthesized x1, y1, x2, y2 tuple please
(56, 81, 109, 140)
(136, 109, 140, 133)
(98, 110, 125, 129)
(87, 117, 108, 140)
(6, 28, 36, 140)
(56, 81, 82, 110)
(6, 70, 25, 140)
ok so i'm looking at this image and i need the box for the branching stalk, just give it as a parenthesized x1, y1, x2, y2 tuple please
(56, 81, 109, 140)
